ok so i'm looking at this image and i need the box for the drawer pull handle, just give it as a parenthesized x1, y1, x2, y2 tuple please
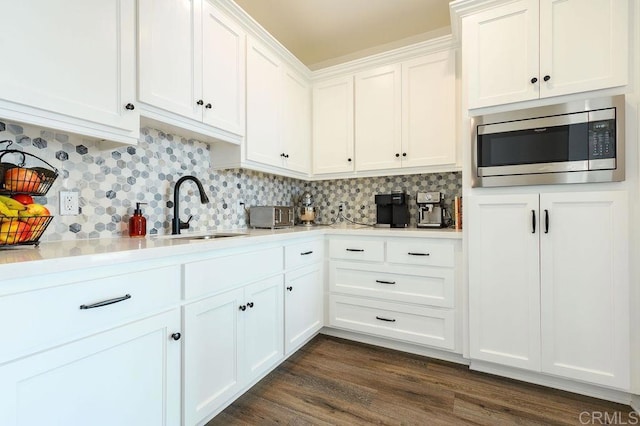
(300, 250, 313, 256)
(80, 294, 131, 310)
(346, 248, 364, 252)
(375, 280, 396, 285)
(408, 252, 429, 256)
(376, 316, 396, 323)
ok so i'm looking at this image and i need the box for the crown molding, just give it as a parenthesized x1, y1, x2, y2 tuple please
(211, 0, 312, 79)
(311, 34, 458, 82)
(449, 0, 519, 40)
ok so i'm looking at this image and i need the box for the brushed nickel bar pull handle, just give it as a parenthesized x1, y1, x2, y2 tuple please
(346, 248, 364, 252)
(408, 252, 429, 256)
(300, 250, 313, 255)
(80, 294, 131, 310)
(376, 316, 396, 323)
(375, 280, 396, 285)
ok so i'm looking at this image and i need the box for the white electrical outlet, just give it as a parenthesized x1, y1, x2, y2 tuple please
(59, 191, 79, 216)
(338, 202, 346, 213)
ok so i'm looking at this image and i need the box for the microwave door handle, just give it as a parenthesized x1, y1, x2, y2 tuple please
(277, 209, 282, 224)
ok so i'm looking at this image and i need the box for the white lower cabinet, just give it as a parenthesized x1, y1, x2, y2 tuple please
(0, 309, 181, 426)
(183, 274, 283, 425)
(285, 263, 323, 354)
(468, 190, 630, 389)
(328, 235, 460, 352)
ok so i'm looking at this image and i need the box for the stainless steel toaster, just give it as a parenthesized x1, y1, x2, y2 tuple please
(249, 206, 294, 229)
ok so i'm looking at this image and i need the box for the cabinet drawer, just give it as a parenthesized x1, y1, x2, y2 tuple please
(329, 294, 454, 350)
(387, 239, 454, 267)
(329, 239, 384, 262)
(285, 239, 324, 269)
(184, 246, 283, 300)
(330, 262, 454, 308)
(0, 265, 180, 364)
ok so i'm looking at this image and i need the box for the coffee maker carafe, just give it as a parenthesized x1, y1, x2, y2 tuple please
(417, 192, 445, 228)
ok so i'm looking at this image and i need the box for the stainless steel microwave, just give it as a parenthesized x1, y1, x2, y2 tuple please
(471, 96, 625, 187)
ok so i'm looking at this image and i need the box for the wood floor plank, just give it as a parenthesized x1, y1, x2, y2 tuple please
(207, 335, 634, 425)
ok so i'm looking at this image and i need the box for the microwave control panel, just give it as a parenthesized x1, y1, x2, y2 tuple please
(589, 119, 615, 160)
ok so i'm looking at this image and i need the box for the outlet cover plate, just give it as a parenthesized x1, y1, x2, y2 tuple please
(60, 191, 79, 216)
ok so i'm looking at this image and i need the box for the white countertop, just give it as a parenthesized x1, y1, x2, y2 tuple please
(0, 225, 461, 280)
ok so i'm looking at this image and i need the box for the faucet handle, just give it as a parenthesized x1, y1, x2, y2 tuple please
(179, 215, 193, 230)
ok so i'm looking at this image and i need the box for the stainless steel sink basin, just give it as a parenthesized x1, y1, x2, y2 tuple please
(170, 232, 248, 240)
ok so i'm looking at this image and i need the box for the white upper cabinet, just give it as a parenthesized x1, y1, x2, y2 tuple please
(463, 0, 628, 109)
(401, 50, 457, 168)
(282, 67, 311, 174)
(201, 0, 245, 135)
(0, 0, 138, 144)
(246, 37, 283, 167)
(312, 76, 355, 174)
(355, 65, 402, 171)
(245, 37, 311, 175)
(138, 0, 245, 140)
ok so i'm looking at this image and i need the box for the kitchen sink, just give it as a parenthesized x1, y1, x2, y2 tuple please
(169, 232, 248, 240)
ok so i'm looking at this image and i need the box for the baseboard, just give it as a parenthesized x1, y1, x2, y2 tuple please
(470, 360, 634, 406)
(631, 394, 640, 414)
(320, 327, 468, 365)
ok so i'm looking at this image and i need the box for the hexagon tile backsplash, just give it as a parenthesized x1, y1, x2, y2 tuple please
(0, 120, 460, 242)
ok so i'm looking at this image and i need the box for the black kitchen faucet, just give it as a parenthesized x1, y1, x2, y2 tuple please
(172, 175, 209, 234)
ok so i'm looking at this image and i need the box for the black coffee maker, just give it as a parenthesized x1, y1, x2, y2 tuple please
(375, 191, 409, 228)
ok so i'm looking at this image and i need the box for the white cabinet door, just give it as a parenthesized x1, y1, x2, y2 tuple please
(0, 310, 180, 426)
(285, 264, 323, 354)
(246, 37, 282, 167)
(138, 0, 201, 121)
(540, 191, 629, 389)
(243, 275, 284, 381)
(463, 0, 539, 108)
(355, 64, 402, 171)
(468, 194, 541, 371)
(539, 0, 628, 98)
(282, 67, 311, 174)
(202, 2, 246, 136)
(183, 288, 245, 426)
(312, 76, 355, 174)
(401, 51, 456, 168)
(0, 0, 137, 132)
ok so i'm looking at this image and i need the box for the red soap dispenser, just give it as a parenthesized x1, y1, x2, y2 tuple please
(129, 202, 147, 238)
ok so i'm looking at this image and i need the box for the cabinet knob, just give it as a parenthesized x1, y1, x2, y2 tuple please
(125, 103, 135, 111)
(402, 153, 407, 157)
(285, 154, 289, 158)
(239, 304, 247, 311)
(196, 99, 204, 106)
(280, 153, 285, 157)
(205, 103, 212, 109)
(347, 158, 352, 162)
(530, 77, 538, 84)
(543, 75, 551, 82)
(171, 332, 181, 341)
(247, 302, 254, 308)
(286, 286, 293, 291)
(395, 153, 400, 158)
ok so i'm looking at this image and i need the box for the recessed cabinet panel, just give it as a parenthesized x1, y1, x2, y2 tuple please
(387, 239, 455, 267)
(539, 0, 628, 98)
(312, 77, 355, 174)
(138, 0, 201, 121)
(540, 191, 629, 389)
(468, 194, 541, 370)
(202, 2, 246, 135)
(464, 0, 539, 108)
(355, 65, 402, 171)
(329, 238, 385, 262)
(285, 264, 323, 354)
(0, 0, 137, 131)
(282, 68, 311, 173)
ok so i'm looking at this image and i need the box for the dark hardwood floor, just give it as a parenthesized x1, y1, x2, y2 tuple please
(208, 335, 634, 425)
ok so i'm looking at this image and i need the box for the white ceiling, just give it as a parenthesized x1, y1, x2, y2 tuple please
(233, 0, 452, 70)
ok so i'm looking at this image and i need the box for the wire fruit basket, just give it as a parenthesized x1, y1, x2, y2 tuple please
(0, 141, 58, 247)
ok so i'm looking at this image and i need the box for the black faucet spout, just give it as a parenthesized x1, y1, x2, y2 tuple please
(172, 175, 209, 235)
